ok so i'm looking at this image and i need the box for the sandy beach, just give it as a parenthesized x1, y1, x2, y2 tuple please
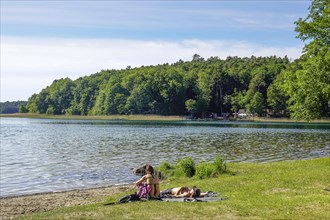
(0, 184, 134, 220)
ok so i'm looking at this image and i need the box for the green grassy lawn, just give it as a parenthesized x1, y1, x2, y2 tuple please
(17, 157, 330, 220)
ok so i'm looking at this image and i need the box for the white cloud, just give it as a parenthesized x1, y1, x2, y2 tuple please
(1, 36, 303, 101)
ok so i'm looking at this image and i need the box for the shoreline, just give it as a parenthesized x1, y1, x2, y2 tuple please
(0, 183, 134, 220)
(0, 182, 135, 199)
(1, 158, 328, 219)
(0, 113, 186, 121)
(1, 113, 330, 123)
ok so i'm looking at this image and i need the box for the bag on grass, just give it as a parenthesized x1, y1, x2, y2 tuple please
(117, 193, 140, 204)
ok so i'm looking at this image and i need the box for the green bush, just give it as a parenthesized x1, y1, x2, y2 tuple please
(157, 155, 228, 179)
(195, 156, 228, 179)
(177, 157, 196, 177)
(195, 162, 214, 179)
(158, 161, 174, 177)
(214, 155, 227, 174)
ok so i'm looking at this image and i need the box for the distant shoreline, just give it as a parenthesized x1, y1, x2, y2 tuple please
(0, 113, 185, 121)
(1, 113, 330, 123)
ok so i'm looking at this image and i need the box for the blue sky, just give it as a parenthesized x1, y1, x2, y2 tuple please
(1, 0, 310, 101)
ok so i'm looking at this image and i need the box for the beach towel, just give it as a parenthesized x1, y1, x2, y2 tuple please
(161, 196, 228, 202)
(160, 191, 227, 202)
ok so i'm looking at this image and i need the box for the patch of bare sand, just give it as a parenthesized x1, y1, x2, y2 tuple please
(0, 184, 134, 220)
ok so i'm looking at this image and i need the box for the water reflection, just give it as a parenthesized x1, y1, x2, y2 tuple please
(0, 117, 329, 196)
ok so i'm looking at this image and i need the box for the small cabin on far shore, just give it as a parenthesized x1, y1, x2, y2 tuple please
(234, 109, 253, 118)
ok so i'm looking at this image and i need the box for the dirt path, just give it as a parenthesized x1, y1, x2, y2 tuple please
(0, 185, 134, 219)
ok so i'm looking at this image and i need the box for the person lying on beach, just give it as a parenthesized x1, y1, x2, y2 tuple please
(134, 165, 160, 198)
(160, 186, 208, 198)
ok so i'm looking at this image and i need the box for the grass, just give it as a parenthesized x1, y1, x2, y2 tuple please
(16, 157, 330, 219)
(2, 113, 330, 123)
(0, 113, 185, 121)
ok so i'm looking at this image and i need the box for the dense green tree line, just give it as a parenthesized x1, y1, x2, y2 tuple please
(0, 101, 28, 114)
(26, 0, 329, 120)
(26, 56, 291, 118)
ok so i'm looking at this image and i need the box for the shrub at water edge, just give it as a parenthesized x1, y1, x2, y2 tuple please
(158, 155, 228, 179)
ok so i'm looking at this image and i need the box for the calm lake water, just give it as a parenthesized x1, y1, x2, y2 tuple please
(1, 117, 329, 197)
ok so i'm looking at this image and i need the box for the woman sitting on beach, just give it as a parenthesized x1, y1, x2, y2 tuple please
(160, 186, 208, 198)
(134, 165, 160, 198)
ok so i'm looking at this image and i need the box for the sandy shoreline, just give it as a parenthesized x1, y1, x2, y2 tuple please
(0, 184, 134, 219)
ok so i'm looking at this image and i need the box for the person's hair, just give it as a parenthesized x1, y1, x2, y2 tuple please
(192, 186, 201, 197)
(146, 165, 154, 175)
(194, 188, 201, 197)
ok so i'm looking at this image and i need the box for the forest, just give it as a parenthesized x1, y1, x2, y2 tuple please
(25, 0, 329, 121)
(0, 101, 28, 114)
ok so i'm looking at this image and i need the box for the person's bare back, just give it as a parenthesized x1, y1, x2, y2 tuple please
(171, 187, 191, 196)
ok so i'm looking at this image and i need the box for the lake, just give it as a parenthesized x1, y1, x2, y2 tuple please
(1, 117, 329, 197)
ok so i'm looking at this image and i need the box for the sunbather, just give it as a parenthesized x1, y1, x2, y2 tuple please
(134, 165, 160, 198)
(160, 186, 208, 198)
